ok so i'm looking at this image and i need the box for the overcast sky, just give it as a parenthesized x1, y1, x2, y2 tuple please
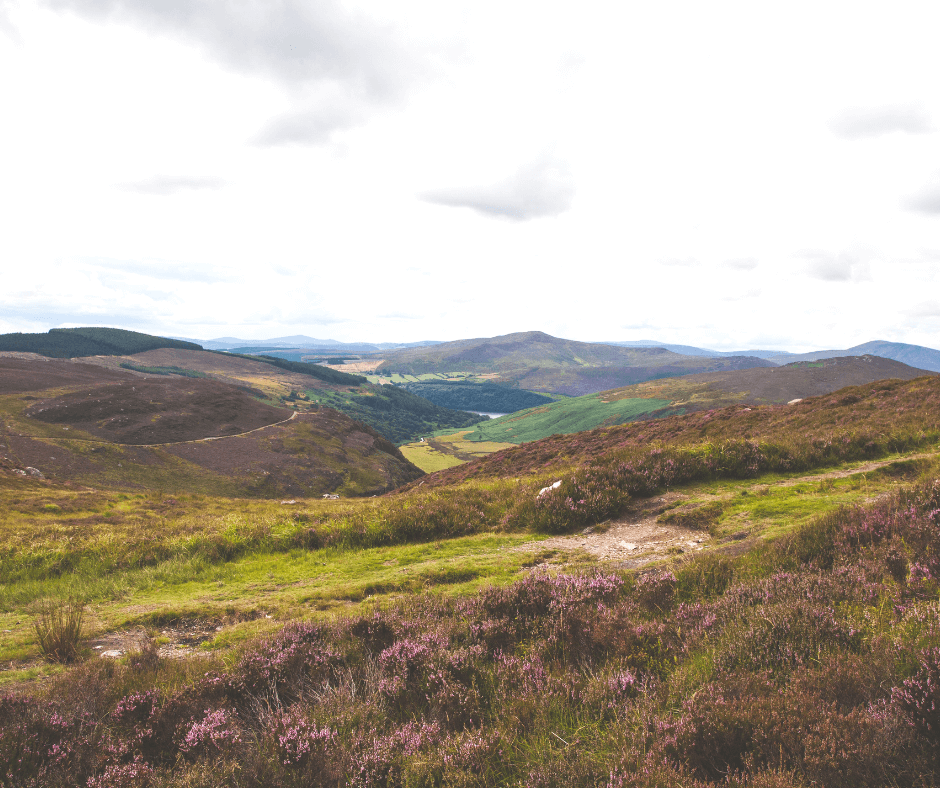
(2, 1, 939, 351)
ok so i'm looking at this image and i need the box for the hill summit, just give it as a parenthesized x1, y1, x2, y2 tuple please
(374, 330, 775, 395)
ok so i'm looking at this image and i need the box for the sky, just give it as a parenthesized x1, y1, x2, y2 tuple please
(2, 0, 939, 352)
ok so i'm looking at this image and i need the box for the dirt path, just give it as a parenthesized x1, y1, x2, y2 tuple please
(7, 411, 298, 449)
(517, 451, 938, 569)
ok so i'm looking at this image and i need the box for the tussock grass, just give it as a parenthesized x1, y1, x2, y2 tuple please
(33, 597, 85, 663)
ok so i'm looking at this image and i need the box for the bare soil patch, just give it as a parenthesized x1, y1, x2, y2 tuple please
(516, 451, 938, 568)
(517, 492, 707, 569)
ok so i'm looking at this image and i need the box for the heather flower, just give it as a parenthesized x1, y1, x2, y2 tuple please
(178, 708, 241, 757)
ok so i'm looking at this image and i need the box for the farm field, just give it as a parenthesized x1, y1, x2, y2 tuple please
(6, 373, 940, 786)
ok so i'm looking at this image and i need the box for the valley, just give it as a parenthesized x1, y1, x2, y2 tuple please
(5, 327, 940, 786)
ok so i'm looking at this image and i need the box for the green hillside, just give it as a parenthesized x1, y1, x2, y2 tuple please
(399, 380, 553, 413)
(460, 393, 674, 444)
(404, 354, 935, 471)
(0, 327, 202, 358)
(305, 381, 485, 445)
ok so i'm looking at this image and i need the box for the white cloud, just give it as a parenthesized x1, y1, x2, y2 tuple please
(82, 258, 232, 284)
(907, 300, 940, 318)
(0, 0, 21, 42)
(802, 251, 873, 282)
(724, 258, 758, 270)
(906, 177, 940, 215)
(119, 175, 225, 196)
(251, 98, 365, 147)
(43, 0, 417, 142)
(830, 104, 933, 139)
(420, 156, 575, 221)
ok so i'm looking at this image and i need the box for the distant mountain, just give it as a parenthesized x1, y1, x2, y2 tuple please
(602, 340, 795, 360)
(602, 338, 940, 372)
(375, 330, 775, 396)
(777, 340, 940, 373)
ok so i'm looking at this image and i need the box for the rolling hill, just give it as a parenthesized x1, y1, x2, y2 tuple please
(0, 327, 202, 357)
(372, 330, 775, 395)
(405, 355, 936, 470)
(779, 339, 940, 372)
(0, 355, 424, 497)
(407, 367, 940, 490)
(62, 347, 485, 445)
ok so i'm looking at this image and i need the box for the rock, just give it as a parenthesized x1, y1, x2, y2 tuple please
(322, 493, 339, 500)
(25, 467, 43, 478)
(100, 650, 123, 659)
(280, 499, 297, 505)
(787, 398, 803, 405)
(619, 541, 637, 551)
(13, 469, 26, 476)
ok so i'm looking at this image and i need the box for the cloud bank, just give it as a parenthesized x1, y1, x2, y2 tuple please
(44, 0, 415, 143)
(421, 157, 575, 221)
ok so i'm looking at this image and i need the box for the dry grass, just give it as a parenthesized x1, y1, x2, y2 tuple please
(33, 597, 85, 663)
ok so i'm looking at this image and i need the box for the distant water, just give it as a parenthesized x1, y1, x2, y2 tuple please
(471, 412, 509, 419)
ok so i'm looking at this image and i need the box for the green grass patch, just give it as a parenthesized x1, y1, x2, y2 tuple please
(463, 394, 672, 444)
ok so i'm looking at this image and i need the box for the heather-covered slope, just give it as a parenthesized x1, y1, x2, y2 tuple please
(0, 356, 422, 497)
(74, 348, 484, 445)
(5, 356, 940, 785)
(406, 356, 935, 471)
(413, 372, 940, 489)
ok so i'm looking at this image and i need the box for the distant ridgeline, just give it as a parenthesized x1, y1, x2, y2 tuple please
(218, 352, 368, 386)
(0, 327, 202, 358)
(399, 380, 554, 413)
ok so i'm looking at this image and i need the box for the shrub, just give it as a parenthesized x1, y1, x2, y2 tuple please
(33, 597, 85, 663)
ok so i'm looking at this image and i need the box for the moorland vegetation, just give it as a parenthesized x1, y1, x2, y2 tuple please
(4, 373, 940, 785)
(412, 355, 935, 470)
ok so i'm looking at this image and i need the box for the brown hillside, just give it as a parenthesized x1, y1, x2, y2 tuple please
(603, 355, 934, 408)
(407, 373, 940, 489)
(0, 355, 133, 394)
(75, 348, 351, 397)
(25, 378, 289, 444)
(0, 356, 423, 497)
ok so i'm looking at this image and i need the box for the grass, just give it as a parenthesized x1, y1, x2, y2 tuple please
(33, 597, 85, 663)
(2, 446, 934, 668)
(462, 394, 672, 444)
(398, 442, 465, 472)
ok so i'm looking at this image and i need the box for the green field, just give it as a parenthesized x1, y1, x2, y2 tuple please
(460, 393, 674, 444)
